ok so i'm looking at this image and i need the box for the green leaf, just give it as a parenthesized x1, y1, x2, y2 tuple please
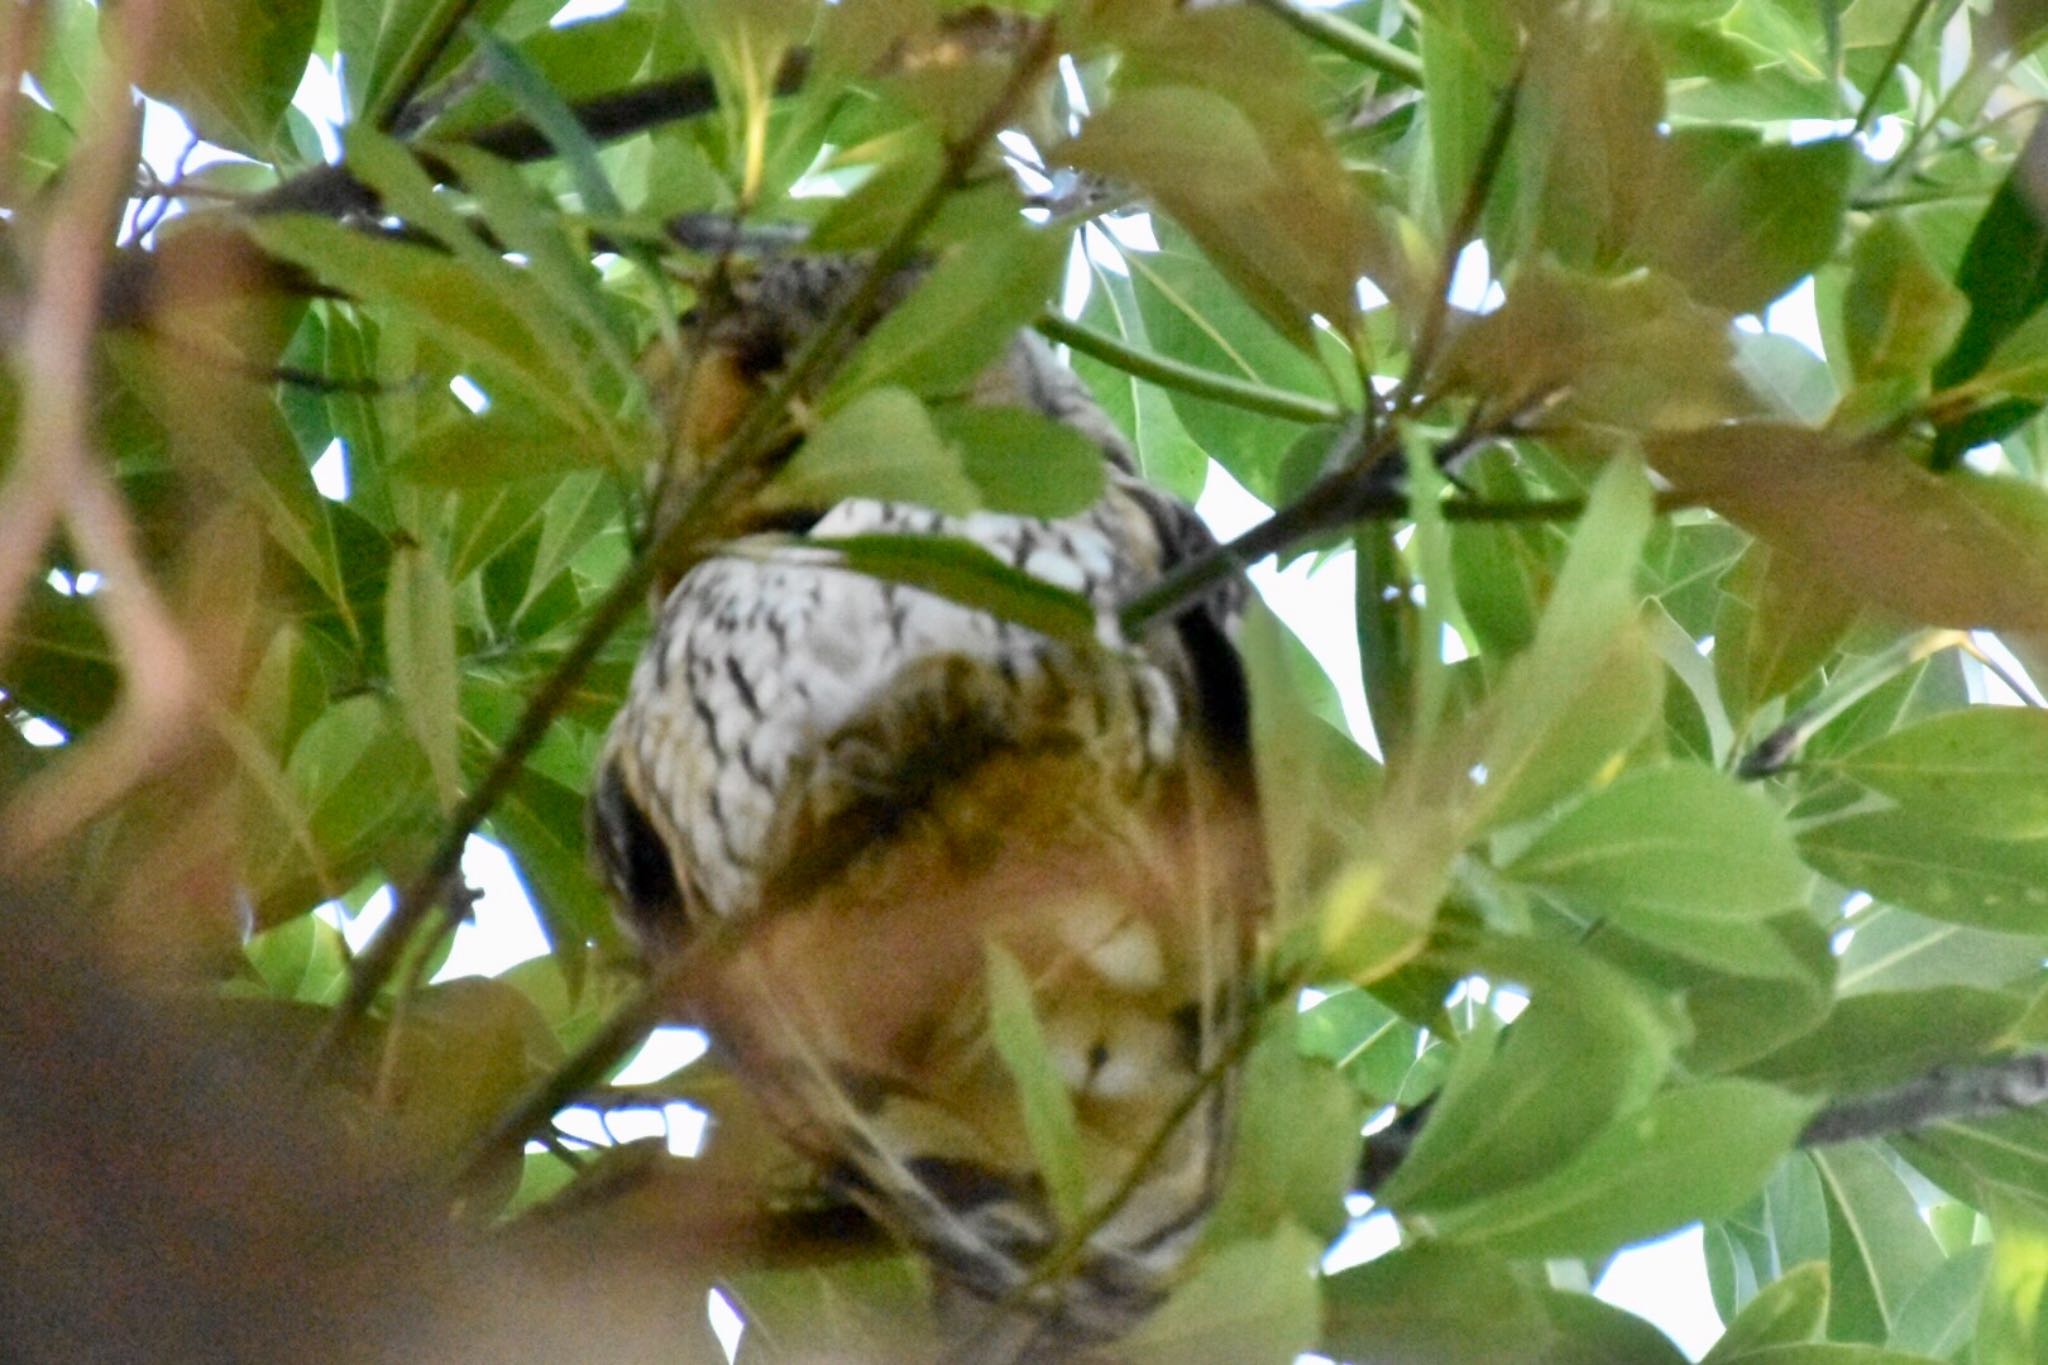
(467, 24, 625, 219)
(1520, 12, 1666, 269)
(1204, 1015, 1363, 1243)
(1118, 1222, 1323, 1364)
(1536, 1290, 1692, 1364)
(1837, 904, 2048, 995)
(1447, 460, 1562, 661)
(930, 406, 1107, 520)
(1743, 986, 2027, 1093)
(385, 536, 462, 808)
(1649, 425, 2048, 635)
(1895, 1111, 2048, 1224)
(1297, 987, 1423, 1104)
(1635, 136, 1855, 314)
(1425, 1079, 1818, 1259)
(1885, 1245, 1990, 1359)
(493, 771, 624, 978)
(983, 943, 1088, 1231)
(1708, 1348, 1954, 1363)
(243, 913, 351, 1005)
(416, 8, 658, 139)
(390, 406, 604, 488)
(1505, 763, 1810, 921)
(1242, 603, 1381, 920)
(359, 0, 519, 124)
(825, 223, 1074, 409)
(1057, 83, 1379, 345)
(1072, 250, 1208, 501)
(1321, 1244, 1557, 1363)
(1681, 913, 1838, 1070)
(1842, 217, 1968, 386)
(1832, 707, 2048, 841)
(1981, 1205, 2048, 1361)
(808, 532, 1100, 650)
(1810, 1144, 1947, 1343)
(1439, 264, 1757, 435)
(1417, 0, 1519, 235)
(252, 695, 435, 926)
(246, 215, 609, 445)
(1121, 221, 1339, 503)
(1704, 1261, 1830, 1360)
(141, 0, 322, 155)
(1477, 458, 1657, 829)
(1933, 120, 2048, 396)
(1322, 459, 1653, 980)
(762, 388, 978, 516)
(1713, 543, 1861, 724)
(1377, 936, 1678, 1215)
(1487, 618, 1663, 827)
(1798, 810, 2048, 934)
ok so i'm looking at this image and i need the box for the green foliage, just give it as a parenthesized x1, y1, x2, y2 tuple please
(10, 0, 2048, 1359)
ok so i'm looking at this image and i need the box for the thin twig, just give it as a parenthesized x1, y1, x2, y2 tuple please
(973, 1023, 1264, 1340)
(1851, 0, 1940, 137)
(1036, 312, 1344, 426)
(1401, 63, 1525, 405)
(302, 21, 1064, 1080)
(367, 0, 493, 133)
(1247, 0, 1425, 86)
(449, 976, 678, 1184)
(1116, 422, 1589, 637)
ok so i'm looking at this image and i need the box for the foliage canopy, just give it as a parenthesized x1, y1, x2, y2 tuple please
(6, 0, 2048, 1359)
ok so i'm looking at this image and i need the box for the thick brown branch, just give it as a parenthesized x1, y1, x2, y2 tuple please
(1798, 1051, 2048, 1147)
(249, 54, 809, 221)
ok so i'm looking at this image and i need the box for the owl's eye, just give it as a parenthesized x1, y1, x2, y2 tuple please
(729, 325, 788, 379)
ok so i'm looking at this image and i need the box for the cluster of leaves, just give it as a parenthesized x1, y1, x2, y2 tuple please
(8, 0, 2048, 1359)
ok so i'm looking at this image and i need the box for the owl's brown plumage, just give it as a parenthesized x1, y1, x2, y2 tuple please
(589, 254, 1265, 1360)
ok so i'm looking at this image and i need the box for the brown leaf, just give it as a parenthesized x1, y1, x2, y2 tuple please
(1650, 423, 2048, 633)
(1437, 264, 1755, 432)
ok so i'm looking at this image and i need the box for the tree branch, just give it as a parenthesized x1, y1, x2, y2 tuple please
(1798, 1051, 2048, 1147)
(1115, 418, 1613, 637)
(248, 53, 810, 220)
(1247, 0, 1425, 87)
(1036, 311, 1344, 426)
(1851, 0, 1939, 137)
(1359, 1052, 2048, 1196)
(365, 0, 493, 132)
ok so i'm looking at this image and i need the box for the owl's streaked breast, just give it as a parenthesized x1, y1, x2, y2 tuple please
(609, 491, 1186, 927)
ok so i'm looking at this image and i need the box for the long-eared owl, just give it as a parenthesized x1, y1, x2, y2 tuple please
(588, 253, 1266, 1361)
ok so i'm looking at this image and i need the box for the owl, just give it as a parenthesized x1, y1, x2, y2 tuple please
(588, 254, 1267, 1361)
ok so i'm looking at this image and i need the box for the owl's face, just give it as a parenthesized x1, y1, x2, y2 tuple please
(638, 254, 925, 600)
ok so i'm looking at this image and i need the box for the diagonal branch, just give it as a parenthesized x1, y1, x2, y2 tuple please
(1035, 311, 1344, 426)
(1798, 1051, 2048, 1147)
(1247, 0, 1425, 87)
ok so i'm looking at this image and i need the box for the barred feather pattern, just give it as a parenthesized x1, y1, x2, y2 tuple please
(589, 260, 1264, 1361)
